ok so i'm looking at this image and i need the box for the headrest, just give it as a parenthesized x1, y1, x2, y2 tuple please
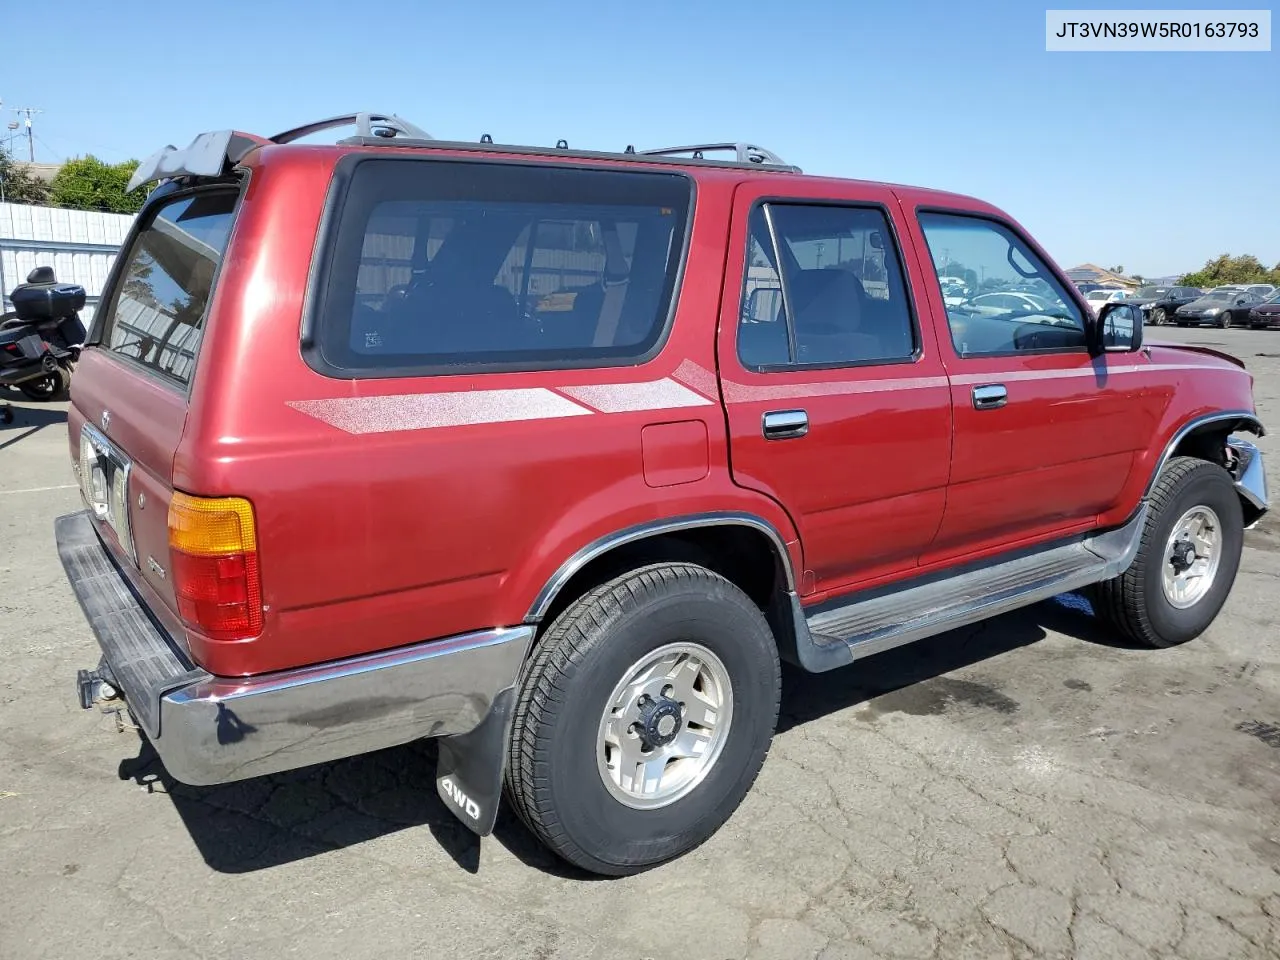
(788, 269, 866, 333)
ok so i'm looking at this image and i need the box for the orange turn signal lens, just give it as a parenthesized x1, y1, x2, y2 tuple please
(168, 493, 263, 640)
(168, 493, 258, 556)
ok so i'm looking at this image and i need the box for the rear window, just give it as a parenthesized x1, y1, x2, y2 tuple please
(310, 158, 692, 375)
(97, 190, 237, 387)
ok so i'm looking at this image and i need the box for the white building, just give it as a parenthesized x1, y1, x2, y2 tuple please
(0, 201, 135, 323)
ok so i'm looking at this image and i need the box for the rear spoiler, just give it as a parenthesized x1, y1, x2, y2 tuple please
(125, 112, 432, 193)
(126, 130, 266, 193)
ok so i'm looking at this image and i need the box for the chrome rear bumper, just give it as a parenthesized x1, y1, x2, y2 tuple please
(55, 510, 533, 785)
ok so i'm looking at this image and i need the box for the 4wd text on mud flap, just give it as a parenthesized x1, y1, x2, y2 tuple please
(441, 777, 481, 821)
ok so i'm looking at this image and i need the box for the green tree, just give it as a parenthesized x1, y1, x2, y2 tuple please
(0, 146, 50, 204)
(48, 155, 146, 214)
(1179, 253, 1275, 289)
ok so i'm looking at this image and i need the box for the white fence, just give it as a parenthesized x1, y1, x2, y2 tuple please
(0, 202, 135, 324)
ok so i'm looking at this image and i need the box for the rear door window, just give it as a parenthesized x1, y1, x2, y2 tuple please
(97, 190, 238, 387)
(312, 159, 693, 375)
(736, 203, 918, 370)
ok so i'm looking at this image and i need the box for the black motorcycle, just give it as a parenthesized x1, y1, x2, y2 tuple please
(0, 266, 87, 406)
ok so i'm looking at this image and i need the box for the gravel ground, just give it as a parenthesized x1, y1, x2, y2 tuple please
(1, 325, 1278, 960)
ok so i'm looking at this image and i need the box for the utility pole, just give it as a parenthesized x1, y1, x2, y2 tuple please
(13, 107, 41, 162)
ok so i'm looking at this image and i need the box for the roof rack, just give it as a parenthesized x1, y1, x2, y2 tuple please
(126, 112, 800, 192)
(270, 112, 432, 144)
(633, 142, 792, 167)
(344, 132, 801, 172)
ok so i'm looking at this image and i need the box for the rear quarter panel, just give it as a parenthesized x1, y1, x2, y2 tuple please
(180, 153, 799, 676)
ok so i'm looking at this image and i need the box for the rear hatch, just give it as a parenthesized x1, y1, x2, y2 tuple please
(70, 186, 241, 649)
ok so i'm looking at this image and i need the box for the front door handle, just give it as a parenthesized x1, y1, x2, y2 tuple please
(762, 409, 809, 440)
(972, 384, 1008, 410)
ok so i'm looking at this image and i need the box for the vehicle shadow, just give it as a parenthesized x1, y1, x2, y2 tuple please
(0, 396, 68, 450)
(119, 594, 1124, 878)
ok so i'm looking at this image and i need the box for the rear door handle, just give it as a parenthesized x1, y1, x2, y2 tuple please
(762, 409, 809, 440)
(972, 384, 1008, 410)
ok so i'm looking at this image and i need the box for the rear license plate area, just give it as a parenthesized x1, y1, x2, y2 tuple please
(78, 423, 136, 562)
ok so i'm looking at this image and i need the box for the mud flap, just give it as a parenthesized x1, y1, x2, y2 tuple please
(435, 685, 516, 836)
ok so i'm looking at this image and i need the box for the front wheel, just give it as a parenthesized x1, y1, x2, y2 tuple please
(1150, 307, 1166, 326)
(505, 563, 781, 875)
(1091, 457, 1243, 647)
(1217, 311, 1232, 329)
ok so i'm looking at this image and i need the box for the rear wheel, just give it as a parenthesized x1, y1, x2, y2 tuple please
(1091, 457, 1243, 648)
(505, 562, 781, 875)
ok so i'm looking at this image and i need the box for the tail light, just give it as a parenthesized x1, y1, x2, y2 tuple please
(168, 493, 264, 641)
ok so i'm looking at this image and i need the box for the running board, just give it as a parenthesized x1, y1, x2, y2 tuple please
(785, 506, 1148, 674)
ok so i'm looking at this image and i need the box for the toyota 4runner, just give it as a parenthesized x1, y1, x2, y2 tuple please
(57, 112, 1269, 876)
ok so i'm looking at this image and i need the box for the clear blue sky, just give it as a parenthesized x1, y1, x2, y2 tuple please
(2, 0, 1275, 277)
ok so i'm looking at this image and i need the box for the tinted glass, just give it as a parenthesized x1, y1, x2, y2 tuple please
(98, 191, 237, 386)
(917, 213, 1085, 356)
(315, 159, 691, 373)
(737, 204, 916, 368)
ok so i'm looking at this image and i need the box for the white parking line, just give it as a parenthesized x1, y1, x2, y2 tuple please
(1, 483, 78, 496)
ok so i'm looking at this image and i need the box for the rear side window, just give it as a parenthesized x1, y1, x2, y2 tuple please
(737, 203, 918, 370)
(97, 190, 237, 387)
(311, 159, 693, 375)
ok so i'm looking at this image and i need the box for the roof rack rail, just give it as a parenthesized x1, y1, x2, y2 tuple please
(271, 112, 433, 144)
(639, 142, 791, 168)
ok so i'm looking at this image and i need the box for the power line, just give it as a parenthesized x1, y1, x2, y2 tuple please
(31, 133, 61, 162)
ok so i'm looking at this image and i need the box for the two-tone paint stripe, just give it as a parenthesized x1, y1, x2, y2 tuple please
(288, 360, 1229, 434)
(288, 376, 714, 435)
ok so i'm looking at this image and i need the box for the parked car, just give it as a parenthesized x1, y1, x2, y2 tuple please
(55, 111, 1268, 877)
(1175, 288, 1266, 328)
(1084, 288, 1127, 314)
(1248, 292, 1280, 329)
(962, 291, 1055, 316)
(939, 280, 970, 306)
(1139, 286, 1204, 325)
(1244, 284, 1276, 300)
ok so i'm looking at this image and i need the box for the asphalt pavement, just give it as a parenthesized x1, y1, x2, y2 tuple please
(1, 325, 1278, 960)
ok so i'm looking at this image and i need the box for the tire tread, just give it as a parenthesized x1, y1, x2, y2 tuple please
(504, 562, 779, 873)
(1091, 456, 1234, 647)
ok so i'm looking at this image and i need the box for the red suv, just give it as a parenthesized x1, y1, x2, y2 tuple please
(58, 113, 1268, 876)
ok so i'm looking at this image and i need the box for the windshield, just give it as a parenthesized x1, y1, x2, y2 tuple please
(1086, 290, 1113, 301)
(1264, 292, 1280, 304)
(1204, 291, 1234, 301)
(1135, 286, 1169, 298)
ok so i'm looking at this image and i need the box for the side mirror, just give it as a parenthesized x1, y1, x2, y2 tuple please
(868, 230, 884, 250)
(1096, 302, 1142, 353)
(745, 285, 783, 323)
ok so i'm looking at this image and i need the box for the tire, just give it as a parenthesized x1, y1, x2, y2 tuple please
(1091, 457, 1243, 648)
(1217, 311, 1232, 329)
(1150, 307, 1166, 326)
(17, 365, 71, 401)
(505, 562, 781, 875)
